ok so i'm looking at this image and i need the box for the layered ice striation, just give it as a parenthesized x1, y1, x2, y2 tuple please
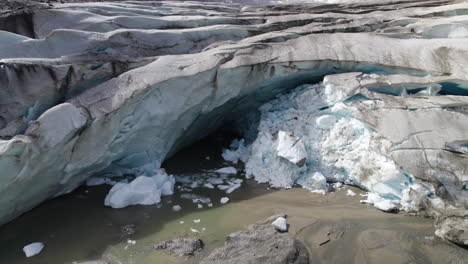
(0, 0, 468, 226)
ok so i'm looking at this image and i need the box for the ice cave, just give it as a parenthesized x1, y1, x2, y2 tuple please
(0, 0, 467, 263)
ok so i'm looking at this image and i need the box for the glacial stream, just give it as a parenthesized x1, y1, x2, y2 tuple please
(0, 134, 467, 264)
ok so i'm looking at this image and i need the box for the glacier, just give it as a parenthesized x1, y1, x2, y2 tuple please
(0, 0, 467, 245)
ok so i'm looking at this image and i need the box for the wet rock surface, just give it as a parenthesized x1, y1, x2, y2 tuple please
(201, 215, 309, 264)
(154, 237, 204, 257)
(435, 209, 468, 246)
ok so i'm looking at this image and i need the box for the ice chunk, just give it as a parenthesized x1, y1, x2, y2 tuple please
(346, 190, 356, 196)
(374, 200, 398, 212)
(193, 219, 201, 223)
(127, 239, 136, 245)
(204, 183, 215, 189)
(180, 194, 211, 204)
(315, 115, 337, 130)
(172, 205, 182, 212)
(332, 182, 343, 189)
(217, 185, 230, 191)
(23, 242, 44, 258)
(197, 204, 203, 209)
(360, 193, 398, 212)
(104, 170, 175, 209)
(232, 179, 243, 184)
(179, 221, 184, 224)
(276, 131, 307, 167)
(297, 172, 328, 193)
(226, 183, 241, 194)
(207, 178, 224, 185)
(191, 228, 200, 233)
(272, 217, 288, 232)
(215, 167, 237, 175)
(222, 139, 250, 164)
(220, 197, 230, 204)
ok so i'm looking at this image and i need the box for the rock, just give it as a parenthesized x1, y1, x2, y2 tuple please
(201, 217, 308, 264)
(154, 238, 203, 257)
(23, 242, 44, 258)
(272, 216, 288, 232)
(434, 209, 468, 246)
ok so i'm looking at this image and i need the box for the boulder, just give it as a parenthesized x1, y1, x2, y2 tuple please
(201, 216, 309, 264)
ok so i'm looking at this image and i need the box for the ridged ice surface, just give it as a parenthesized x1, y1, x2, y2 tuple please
(0, 0, 467, 231)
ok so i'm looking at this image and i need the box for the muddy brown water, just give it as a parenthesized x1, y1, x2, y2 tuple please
(0, 135, 466, 264)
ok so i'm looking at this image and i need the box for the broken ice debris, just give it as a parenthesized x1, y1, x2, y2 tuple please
(191, 228, 200, 233)
(215, 167, 237, 174)
(193, 219, 201, 223)
(297, 172, 328, 193)
(276, 131, 307, 167)
(220, 197, 230, 204)
(180, 194, 211, 204)
(272, 217, 288, 232)
(360, 193, 398, 212)
(346, 190, 356, 196)
(23, 242, 44, 258)
(222, 139, 250, 164)
(172, 205, 182, 212)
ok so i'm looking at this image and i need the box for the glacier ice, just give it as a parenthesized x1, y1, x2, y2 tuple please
(240, 74, 456, 212)
(104, 169, 175, 209)
(0, 1, 468, 239)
